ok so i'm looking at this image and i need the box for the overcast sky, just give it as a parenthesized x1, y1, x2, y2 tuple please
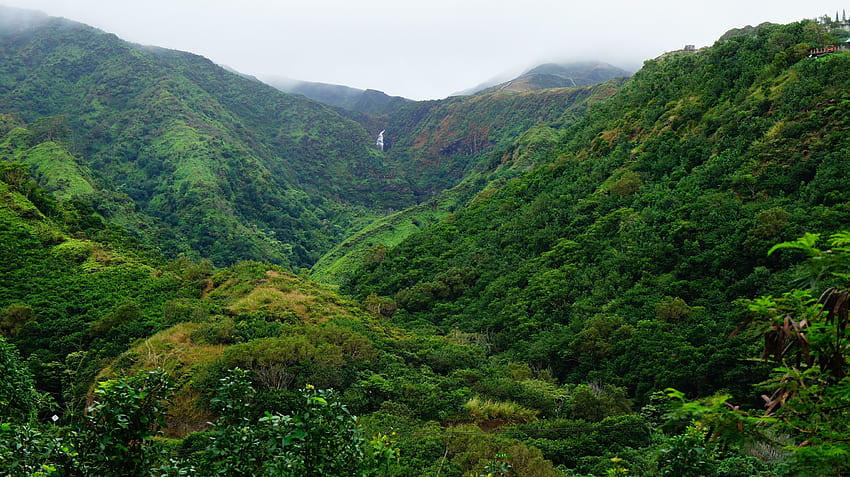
(2, 1, 846, 99)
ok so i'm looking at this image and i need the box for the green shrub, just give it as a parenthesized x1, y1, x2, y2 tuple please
(463, 397, 538, 425)
(52, 239, 94, 263)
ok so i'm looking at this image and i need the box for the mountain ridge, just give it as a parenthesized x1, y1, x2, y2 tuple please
(455, 61, 632, 96)
(264, 76, 413, 115)
(0, 7, 408, 267)
(1, 6, 630, 270)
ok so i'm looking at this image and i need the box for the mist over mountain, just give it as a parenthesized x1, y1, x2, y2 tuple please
(266, 60, 630, 114)
(455, 61, 632, 95)
(0, 5, 49, 33)
(264, 76, 413, 115)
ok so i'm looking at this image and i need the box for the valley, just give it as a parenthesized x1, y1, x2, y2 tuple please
(1, 6, 850, 476)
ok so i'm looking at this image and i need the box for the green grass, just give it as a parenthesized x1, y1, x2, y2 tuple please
(310, 190, 457, 285)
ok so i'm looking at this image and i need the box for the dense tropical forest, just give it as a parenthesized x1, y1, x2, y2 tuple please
(2, 5, 850, 476)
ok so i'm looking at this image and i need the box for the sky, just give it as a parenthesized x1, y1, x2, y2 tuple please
(2, 1, 847, 99)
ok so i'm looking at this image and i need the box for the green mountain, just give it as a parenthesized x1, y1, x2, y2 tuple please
(0, 6, 413, 268)
(344, 21, 850, 400)
(381, 82, 625, 196)
(3, 8, 850, 475)
(0, 7, 625, 271)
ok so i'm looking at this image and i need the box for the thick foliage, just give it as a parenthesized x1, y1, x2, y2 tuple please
(667, 232, 850, 476)
(0, 369, 400, 476)
(75, 370, 174, 476)
(0, 162, 187, 413)
(0, 337, 42, 423)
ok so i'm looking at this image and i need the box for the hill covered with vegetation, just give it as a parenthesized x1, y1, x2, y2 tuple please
(0, 7, 628, 272)
(2, 8, 850, 476)
(339, 19, 850, 473)
(0, 158, 572, 476)
(345, 19, 848, 386)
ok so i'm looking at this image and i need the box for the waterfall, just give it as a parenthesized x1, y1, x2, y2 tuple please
(376, 130, 385, 152)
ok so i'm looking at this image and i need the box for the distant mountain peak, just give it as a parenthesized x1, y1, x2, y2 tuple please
(470, 61, 632, 95)
(263, 77, 412, 115)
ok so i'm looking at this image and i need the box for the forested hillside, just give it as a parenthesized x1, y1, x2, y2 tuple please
(0, 157, 187, 407)
(2, 8, 850, 476)
(346, 20, 847, 388)
(340, 20, 850, 472)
